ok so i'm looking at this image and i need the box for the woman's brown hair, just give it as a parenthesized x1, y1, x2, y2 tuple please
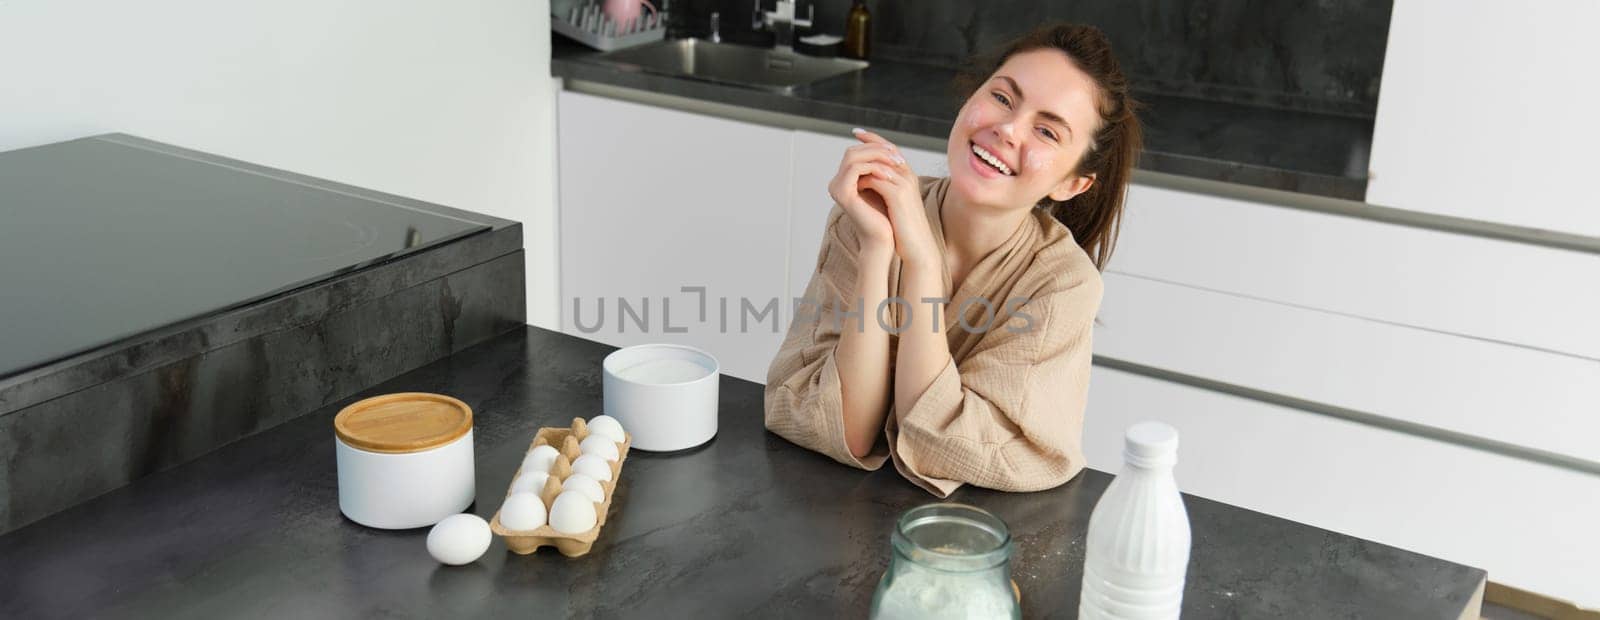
(955, 23, 1143, 271)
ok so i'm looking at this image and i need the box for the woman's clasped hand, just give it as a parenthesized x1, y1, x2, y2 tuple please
(827, 128, 939, 269)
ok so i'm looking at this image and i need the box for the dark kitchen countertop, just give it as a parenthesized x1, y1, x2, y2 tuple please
(0, 326, 1484, 618)
(0, 134, 520, 416)
(0, 134, 490, 381)
(0, 134, 526, 536)
(552, 37, 1374, 201)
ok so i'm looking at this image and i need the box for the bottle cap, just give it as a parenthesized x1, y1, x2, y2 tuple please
(1123, 421, 1179, 467)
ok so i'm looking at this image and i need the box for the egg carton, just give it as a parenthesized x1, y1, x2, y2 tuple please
(489, 417, 632, 556)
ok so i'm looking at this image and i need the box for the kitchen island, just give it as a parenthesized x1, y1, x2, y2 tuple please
(0, 327, 1486, 618)
(0, 134, 525, 535)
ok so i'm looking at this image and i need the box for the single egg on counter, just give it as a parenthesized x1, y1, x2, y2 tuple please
(548, 490, 598, 534)
(562, 472, 606, 504)
(521, 444, 562, 474)
(571, 454, 613, 482)
(579, 435, 620, 462)
(509, 471, 550, 495)
(587, 415, 626, 444)
(427, 513, 492, 566)
(498, 492, 547, 531)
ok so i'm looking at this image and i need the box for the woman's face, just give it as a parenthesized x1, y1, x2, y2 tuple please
(946, 48, 1102, 211)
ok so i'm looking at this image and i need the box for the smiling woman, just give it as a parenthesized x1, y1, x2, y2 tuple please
(951, 26, 1144, 271)
(764, 23, 1144, 497)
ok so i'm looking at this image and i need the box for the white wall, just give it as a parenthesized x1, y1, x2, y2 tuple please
(0, 0, 560, 329)
(1368, 0, 1600, 237)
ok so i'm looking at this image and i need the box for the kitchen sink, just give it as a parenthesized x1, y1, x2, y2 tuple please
(592, 38, 868, 94)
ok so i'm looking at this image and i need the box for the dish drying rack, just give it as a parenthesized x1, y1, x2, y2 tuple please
(553, 1, 668, 52)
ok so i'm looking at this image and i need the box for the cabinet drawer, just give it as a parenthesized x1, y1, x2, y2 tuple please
(1096, 272, 1600, 464)
(1114, 183, 1600, 360)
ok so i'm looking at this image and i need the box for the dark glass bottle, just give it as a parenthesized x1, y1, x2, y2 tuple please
(844, 0, 870, 60)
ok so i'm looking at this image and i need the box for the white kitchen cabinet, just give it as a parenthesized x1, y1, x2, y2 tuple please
(1114, 182, 1600, 361)
(1085, 365, 1600, 609)
(1101, 180, 1600, 466)
(1368, 0, 1600, 237)
(558, 91, 791, 382)
(786, 130, 948, 303)
(1096, 271, 1600, 465)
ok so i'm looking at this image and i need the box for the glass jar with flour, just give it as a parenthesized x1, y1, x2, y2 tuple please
(871, 503, 1020, 620)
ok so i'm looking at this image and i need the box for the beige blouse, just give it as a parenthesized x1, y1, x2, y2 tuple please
(764, 176, 1104, 497)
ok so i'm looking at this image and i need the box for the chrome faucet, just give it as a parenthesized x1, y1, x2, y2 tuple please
(752, 0, 813, 54)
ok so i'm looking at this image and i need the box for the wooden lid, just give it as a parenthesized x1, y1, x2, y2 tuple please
(334, 392, 472, 454)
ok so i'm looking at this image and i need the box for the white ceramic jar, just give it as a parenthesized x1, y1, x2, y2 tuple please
(334, 392, 476, 529)
(602, 343, 719, 451)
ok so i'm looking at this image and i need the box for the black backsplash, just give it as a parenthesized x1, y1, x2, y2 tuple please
(668, 0, 1392, 117)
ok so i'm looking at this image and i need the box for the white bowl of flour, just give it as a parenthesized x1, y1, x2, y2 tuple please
(601, 343, 720, 451)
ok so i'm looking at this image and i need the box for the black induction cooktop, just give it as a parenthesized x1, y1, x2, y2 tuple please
(0, 135, 490, 379)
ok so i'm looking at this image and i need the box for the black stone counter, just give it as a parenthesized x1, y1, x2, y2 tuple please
(552, 37, 1373, 201)
(0, 134, 525, 534)
(0, 327, 1484, 618)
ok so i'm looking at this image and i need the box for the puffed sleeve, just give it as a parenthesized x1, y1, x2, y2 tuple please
(764, 205, 889, 471)
(884, 274, 1102, 497)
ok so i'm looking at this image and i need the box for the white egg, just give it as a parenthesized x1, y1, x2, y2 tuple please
(579, 435, 620, 462)
(562, 472, 607, 504)
(498, 492, 547, 531)
(548, 490, 598, 534)
(426, 513, 492, 566)
(571, 454, 613, 482)
(587, 415, 627, 443)
(509, 471, 550, 495)
(521, 445, 561, 474)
